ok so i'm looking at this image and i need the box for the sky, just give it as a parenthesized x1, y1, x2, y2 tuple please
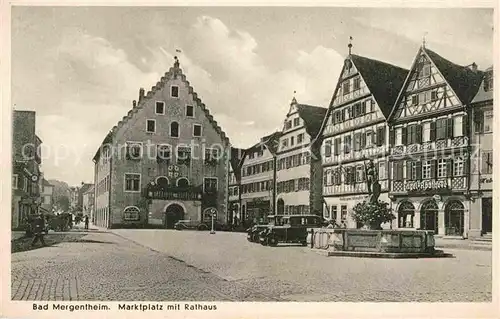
(11, 6, 494, 186)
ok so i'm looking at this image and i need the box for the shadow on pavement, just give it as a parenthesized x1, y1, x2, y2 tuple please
(11, 233, 115, 253)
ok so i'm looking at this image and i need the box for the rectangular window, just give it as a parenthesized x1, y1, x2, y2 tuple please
(344, 135, 351, 154)
(343, 81, 351, 95)
(422, 122, 431, 142)
(12, 174, 18, 189)
(356, 166, 364, 183)
(437, 158, 447, 178)
(341, 205, 347, 221)
(431, 90, 438, 101)
(354, 133, 361, 151)
(186, 105, 194, 117)
(203, 177, 218, 193)
(422, 160, 432, 179)
(334, 138, 341, 156)
(481, 151, 493, 174)
(285, 121, 292, 130)
(436, 118, 447, 140)
(124, 174, 141, 192)
(422, 63, 431, 77)
(155, 101, 165, 114)
(193, 124, 202, 137)
(353, 77, 361, 91)
(378, 162, 386, 180)
(366, 131, 373, 147)
(324, 140, 332, 157)
(297, 133, 304, 144)
(171, 86, 179, 98)
(453, 116, 463, 137)
(411, 95, 419, 106)
(204, 148, 219, 164)
(282, 139, 288, 148)
(177, 146, 192, 164)
(454, 157, 465, 176)
(395, 128, 402, 145)
(484, 110, 493, 133)
(290, 136, 295, 146)
(146, 119, 156, 133)
(157, 145, 171, 160)
(293, 118, 300, 126)
(126, 142, 143, 159)
(365, 99, 372, 113)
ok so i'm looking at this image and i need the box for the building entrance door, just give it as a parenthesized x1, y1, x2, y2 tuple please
(420, 200, 439, 234)
(164, 204, 185, 229)
(482, 197, 492, 233)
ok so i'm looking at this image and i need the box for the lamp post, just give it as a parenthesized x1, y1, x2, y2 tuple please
(210, 208, 216, 234)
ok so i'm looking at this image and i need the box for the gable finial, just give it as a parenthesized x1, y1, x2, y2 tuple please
(291, 91, 297, 105)
(348, 36, 353, 55)
(422, 32, 428, 48)
(174, 55, 180, 68)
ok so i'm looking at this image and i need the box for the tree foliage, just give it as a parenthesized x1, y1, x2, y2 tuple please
(351, 200, 395, 229)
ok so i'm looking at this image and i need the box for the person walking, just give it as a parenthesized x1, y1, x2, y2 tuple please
(84, 215, 89, 230)
(31, 214, 46, 247)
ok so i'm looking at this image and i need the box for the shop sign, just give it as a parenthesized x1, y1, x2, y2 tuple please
(339, 195, 368, 201)
(405, 179, 448, 192)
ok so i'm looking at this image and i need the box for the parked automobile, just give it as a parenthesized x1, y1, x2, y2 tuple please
(259, 214, 326, 246)
(174, 219, 223, 231)
(247, 215, 284, 242)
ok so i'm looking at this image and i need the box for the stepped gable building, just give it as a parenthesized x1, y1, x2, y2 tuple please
(387, 45, 484, 238)
(275, 97, 327, 216)
(227, 147, 245, 225)
(317, 49, 408, 228)
(240, 132, 281, 226)
(92, 57, 231, 229)
(467, 66, 493, 238)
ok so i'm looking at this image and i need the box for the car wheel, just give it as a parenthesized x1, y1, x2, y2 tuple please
(198, 224, 208, 231)
(268, 237, 277, 247)
(261, 238, 268, 246)
(301, 241, 307, 246)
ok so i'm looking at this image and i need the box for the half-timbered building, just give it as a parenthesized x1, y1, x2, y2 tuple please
(318, 52, 408, 228)
(240, 132, 280, 226)
(387, 45, 484, 238)
(275, 98, 327, 216)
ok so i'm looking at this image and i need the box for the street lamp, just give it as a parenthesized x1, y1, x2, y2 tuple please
(210, 208, 217, 234)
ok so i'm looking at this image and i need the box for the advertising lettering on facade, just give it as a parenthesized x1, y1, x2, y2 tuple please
(405, 179, 448, 192)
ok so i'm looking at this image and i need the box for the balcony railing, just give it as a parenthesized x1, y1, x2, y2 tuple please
(323, 180, 389, 196)
(390, 136, 468, 157)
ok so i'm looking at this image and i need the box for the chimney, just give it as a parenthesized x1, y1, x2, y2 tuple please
(139, 88, 145, 102)
(133, 100, 137, 107)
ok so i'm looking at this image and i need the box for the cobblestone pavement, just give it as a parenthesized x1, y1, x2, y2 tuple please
(11, 231, 279, 301)
(113, 229, 492, 302)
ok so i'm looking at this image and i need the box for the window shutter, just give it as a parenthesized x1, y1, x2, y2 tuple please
(325, 141, 332, 157)
(430, 160, 437, 179)
(464, 157, 470, 177)
(352, 167, 357, 185)
(361, 102, 366, 115)
(462, 114, 468, 137)
(351, 105, 355, 118)
(377, 126, 385, 146)
(344, 167, 350, 185)
(323, 173, 327, 186)
(446, 158, 453, 177)
(430, 121, 436, 141)
(334, 138, 340, 156)
(344, 135, 351, 154)
(402, 126, 408, 145)
(371, 130, 377, 145)
(389, 129, 395, 146)
(341, 109, 346, 122)
(447, 118, 454, 139)
(354, 133, 360, 151)
(416, 124, 422, 144)
(415, 161, 422, 180)
(397, 161, 404, 181)
(361, 132, 367, 148)
(406, 161, 413, 181)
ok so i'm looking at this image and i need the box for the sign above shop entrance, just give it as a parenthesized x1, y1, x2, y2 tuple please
(405, 179, 448, 192)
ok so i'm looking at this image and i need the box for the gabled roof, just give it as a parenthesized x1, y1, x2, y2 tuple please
(350, 54, 409, 118)
(425, 48, 484, 105)
(295, 104, 328, 138)
(229, 147, 245, 172)
(92, 61, 230, 162)
(245, 131, 282, 156)
(472, 67, 493, 104)
(42, 179, 52, 187)
(79, 183, 94, 194)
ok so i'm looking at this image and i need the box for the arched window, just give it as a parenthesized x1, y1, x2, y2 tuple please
(176, 177, 189, 187)
(170, 122, 179, 137)
(156, 176, 169, 188)
(325, 169, 333, 186)
(420, 200, 438, 232)
(123, 206, 140, 221)
(398, 201, 415, 228)
(445, 200, 464, 236)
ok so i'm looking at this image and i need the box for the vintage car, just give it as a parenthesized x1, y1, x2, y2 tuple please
(174, 219, 223, 231)
(259, 214, 326, 246)
(246, 215, 284, 242)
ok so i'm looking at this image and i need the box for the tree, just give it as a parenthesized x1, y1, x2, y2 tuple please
(351, 200, 395, 230)
(55, 196, 70, 212)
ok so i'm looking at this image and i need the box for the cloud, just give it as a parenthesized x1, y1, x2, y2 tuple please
(13, 15, 345, 184)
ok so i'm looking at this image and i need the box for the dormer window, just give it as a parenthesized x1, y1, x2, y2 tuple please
(171, 85, 179, 98)
(155, 101, 165, 114)
(293, 118, 300, 126)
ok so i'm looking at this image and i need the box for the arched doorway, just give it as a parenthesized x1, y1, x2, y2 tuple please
(445, 200, 464, 236)
(277, 199, 284, 215)
(420, 200, 438, 233)
(398, 201, 415, 228)
(164, 204, 185, 229)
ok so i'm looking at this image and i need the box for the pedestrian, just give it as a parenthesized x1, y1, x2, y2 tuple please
(84, 215, 89, 230)
(340, 220, 347, 229)
(31, 214, 46, 247)
(326, 219, 335, 229)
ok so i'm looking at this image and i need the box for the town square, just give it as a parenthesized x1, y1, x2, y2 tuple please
(8, 6, 494, 305)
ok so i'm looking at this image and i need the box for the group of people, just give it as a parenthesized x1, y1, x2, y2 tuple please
(326, 219, 347, 229)
(26, 213, 90, 248)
